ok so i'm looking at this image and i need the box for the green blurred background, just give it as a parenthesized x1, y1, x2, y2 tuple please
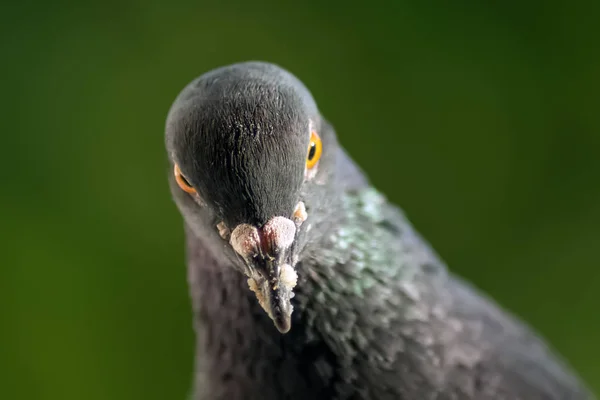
(2, 0, 599, 398)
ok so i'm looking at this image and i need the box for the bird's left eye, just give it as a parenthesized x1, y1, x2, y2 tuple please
(306, 131, 322, 169)
(174, 164, 197, 194)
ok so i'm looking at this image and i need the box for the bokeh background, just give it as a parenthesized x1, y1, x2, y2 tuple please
(2, 0, 599, 398)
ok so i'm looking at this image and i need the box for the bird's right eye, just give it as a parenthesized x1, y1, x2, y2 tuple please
(174, 164, 197, 194)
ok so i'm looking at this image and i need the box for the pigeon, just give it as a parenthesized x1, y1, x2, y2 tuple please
(164, 61, 596, 400)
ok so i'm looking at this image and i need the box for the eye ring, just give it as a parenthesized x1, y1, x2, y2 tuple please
(174, 164, 197, 194)
(306, 131, 322, 169)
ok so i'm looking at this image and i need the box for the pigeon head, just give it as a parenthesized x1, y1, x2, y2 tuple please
(165, 62, 337, 333)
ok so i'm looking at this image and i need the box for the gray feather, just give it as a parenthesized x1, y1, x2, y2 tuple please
(165, 61, 596, 400)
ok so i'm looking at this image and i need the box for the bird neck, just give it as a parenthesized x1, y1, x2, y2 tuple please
(291, 179, 448, 353)
(186, 224, 332, 399)
(184, 149, 446, 399)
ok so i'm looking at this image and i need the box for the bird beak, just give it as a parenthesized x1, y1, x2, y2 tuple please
(229, 217, 299, 334)
(247, 258, 297, 333)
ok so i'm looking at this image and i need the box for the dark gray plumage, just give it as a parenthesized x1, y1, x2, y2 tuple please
(165, 61, 596, 400)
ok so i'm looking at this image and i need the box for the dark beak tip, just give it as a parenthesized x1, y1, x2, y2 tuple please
(274, 315, 292, 334)
(245, 257, 296, 334)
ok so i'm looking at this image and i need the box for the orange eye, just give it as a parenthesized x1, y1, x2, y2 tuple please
(174, 164, 196, 194)
(306, 131, 322, 169)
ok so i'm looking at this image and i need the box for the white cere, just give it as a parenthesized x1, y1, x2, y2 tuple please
(230, 224, 261, 258)
(262, 217, 296, 250)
